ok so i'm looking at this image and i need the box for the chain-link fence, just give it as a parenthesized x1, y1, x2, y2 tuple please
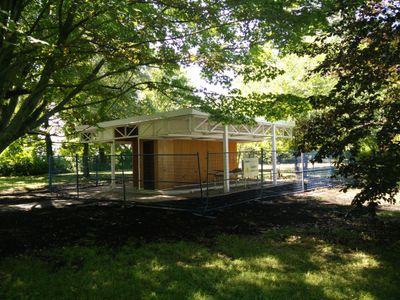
(48, 151, 341, 212)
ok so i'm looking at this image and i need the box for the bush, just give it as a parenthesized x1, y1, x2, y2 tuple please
(0, 139, 48, 176)
(0, 155, 48, 176)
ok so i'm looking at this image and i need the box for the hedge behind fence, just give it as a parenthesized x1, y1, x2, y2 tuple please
(0, 155, 48, 176)
(0, 139, 49, 176)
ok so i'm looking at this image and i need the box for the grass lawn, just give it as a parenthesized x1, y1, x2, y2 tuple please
(1, 225, 399, 299)
(0, 172, 126, 193)
(0, 175, 48, 192)
(0, 188, 399, 299)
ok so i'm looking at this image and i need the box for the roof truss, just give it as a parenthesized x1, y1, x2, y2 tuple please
(192, 116, 292, 139)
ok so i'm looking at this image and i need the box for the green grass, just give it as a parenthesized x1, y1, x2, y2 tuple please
(0, 171, 130, 193)
(0, 175, 48, 192)
(1, 227, 399, 300)
(377, 210, 400, 219)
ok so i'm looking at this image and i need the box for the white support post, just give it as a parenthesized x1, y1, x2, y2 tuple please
(271, 124, 277, 185)
(111, 141, 116, 188)
(223, 124, 230, 193)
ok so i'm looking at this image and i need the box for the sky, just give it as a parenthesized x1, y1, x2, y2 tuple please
(184, 64, 229, 96)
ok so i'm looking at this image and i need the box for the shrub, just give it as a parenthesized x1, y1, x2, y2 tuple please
(0, 139, 48, 176)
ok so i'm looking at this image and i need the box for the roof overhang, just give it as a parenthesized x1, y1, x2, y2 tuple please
(77, 108, 295, 143)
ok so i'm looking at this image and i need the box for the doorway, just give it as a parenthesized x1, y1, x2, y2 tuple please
(142, 141, 155, 189)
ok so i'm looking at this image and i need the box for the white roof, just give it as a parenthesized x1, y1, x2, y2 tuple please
(76, 108, 294, 132)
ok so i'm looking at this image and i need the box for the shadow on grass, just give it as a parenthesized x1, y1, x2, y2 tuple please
(1, 189, 400, 299)
(0, 228, 399, 300)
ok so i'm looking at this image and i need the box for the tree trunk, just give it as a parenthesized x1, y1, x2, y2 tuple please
(0, 130, 21, 155)
(44, 120, 54, 168)
(0, 138, 12, 154)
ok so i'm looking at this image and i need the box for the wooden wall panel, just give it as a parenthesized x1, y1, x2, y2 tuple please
(154, 140, 175, 189)
(172, 140, 199, 185)
(149, 139, 238, 189)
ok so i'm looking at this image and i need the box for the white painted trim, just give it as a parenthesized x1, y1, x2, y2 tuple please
(271, 124, 277, 185)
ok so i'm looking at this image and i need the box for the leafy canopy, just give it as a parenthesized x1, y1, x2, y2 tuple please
(0, 0, 333, 154)
(296, 0, 400, 205)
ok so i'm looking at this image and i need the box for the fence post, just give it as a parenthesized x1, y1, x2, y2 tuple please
(196, 152, 203, 201)
(75, 154, 80, 199)
(137, 138, 141, 190)
(204, 152, 210, 213)
(121, 155, 126, 204)
(328, 155, 333, 186)
(95, 156, 99, 186)
(223, 125, 230, 193)
(300, 152, 305, 192)
(111, 141, 116, 188)
(260, 148, 264, 200)
(48, 156, 53, 192)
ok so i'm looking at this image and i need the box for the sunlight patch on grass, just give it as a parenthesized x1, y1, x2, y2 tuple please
(0, 175, 47, 192)
(304, 250, 382, 299)
(0, 228, 399, 299)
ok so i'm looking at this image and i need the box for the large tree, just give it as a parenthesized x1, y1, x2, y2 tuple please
(296, 0, 400, 205)
(0, 0, 331, 154)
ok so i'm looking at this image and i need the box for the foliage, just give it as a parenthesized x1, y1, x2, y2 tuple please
(296, 0, 400, 205)
(0, 137, 47, 176)
(238, 139, 292, 155)
(0, 0, 334, 153)
(58, 68, 190, 157)
(236, 45, 336, 154)
(236, 49, 336, 101)
(1, 227, 399, 299)
(193, 44, 336, 125)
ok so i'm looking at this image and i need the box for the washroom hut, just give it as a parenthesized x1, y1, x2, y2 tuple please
(77, 108, 294, 192)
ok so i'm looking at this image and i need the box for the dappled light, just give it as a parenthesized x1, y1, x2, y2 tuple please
(0, 187, 399, 298)
(0, 176, 47, 193)
(0, 231, 397, 299)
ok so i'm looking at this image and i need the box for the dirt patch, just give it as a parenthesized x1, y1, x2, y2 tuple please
(0, 188, 399, 257)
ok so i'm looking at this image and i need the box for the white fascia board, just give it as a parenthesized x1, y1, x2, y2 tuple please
(76, 125, 96, 132)
(95, 108, 208, 129)
(75, 108, 198, 133)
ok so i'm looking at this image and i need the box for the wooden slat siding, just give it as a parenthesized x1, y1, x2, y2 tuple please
(154, 140, 175, 189)
(151, 139, 238, 189)
(171, 140, 205, 187)
(203, 141, 238, 183)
